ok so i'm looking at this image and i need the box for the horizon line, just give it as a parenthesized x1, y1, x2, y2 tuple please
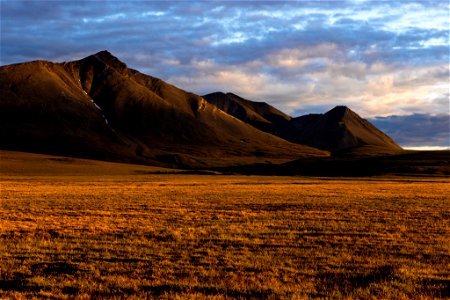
(403, 146, 450, 151)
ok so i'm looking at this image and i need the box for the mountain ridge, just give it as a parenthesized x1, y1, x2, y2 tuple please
(203, 92, 402, 154)
(0, 50, 327, 168)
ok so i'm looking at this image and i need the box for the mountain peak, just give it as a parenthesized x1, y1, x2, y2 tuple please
(82, 50, 127, 71)
(290, 105, 402, 152)
(324, 106, 359, 122)
(327, 105, 351, 115)
(93, 50, 117, 59)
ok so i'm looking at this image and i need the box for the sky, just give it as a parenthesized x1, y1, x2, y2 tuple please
(1, 0, 449, 149)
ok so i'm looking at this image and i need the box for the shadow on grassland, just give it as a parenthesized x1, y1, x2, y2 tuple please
(141, 284, 276, 298)
(315, 265, 449, 298)
(0, 278, 43, 293)
(213, 151, 450, 177)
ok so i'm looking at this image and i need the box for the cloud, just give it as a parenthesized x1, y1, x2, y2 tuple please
(1, 0, 448, 146)
(370, 114, 450, 148)
(168, 45, 447, 118)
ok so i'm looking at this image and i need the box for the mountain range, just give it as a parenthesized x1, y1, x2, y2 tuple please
(202, 92, 401, 155)
(0, 50, 402, 168)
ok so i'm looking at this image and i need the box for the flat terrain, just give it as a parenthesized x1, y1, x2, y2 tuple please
(1, 151, 449, 299)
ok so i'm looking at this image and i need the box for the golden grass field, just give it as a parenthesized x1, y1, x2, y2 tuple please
(0, 151, 449, 299)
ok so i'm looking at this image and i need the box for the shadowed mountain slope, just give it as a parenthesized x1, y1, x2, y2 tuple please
(287, 106, 402, 153)
(0, 59, 129, 161)
(203, 92, 291, 134)
(203, 92, 402, 154)
(0, 51, 326, 167)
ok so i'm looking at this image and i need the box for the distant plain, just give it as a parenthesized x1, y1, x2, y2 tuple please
(1, 150, 449, 299)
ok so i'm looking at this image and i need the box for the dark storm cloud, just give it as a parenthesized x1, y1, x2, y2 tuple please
(371, 114, 450, 148)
